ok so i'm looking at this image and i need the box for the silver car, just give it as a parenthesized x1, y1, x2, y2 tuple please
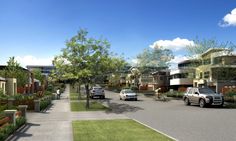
(183, 87, 224, 108)
(119, 89, 138, 101)
(90, 87, 105, 99)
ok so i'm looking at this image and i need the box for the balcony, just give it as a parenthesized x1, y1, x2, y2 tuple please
(170, 78, 193, 86)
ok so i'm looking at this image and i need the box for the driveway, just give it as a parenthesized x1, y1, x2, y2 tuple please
(100, 90, 236, 141)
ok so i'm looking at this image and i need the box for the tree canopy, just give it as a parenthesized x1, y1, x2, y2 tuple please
(53, 29, 127, 108)
(0, 57, 28, 87)
(136, 47, 174, 69)
(186, 38, 236, 58)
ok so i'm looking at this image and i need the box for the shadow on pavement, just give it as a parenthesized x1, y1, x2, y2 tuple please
(105, 102, 144, 114)
(97, 98, 144, 114)
(6, 123, 40, 141)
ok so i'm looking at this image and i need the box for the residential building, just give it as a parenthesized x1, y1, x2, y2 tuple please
(26, 65, 55, 76)
(138, 67, 169, 91)
(170, 60, 201, 92)
(193, 48, 236, 93)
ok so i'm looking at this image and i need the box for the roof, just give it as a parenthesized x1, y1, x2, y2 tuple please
(0, 77, 6, 81)
(178, 59, 200, 65)
(26, 65, 55, 69)
(201, 48, 230, 57)
(0, 65, 29, 72)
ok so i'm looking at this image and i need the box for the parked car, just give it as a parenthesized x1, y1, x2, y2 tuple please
(90, 87, 105, 99)
(119, 89, 137, 101)
(183, 87, 224, 108)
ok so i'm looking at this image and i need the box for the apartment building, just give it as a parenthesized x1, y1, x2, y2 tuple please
(193, 48, 236, 93)
(170, 59, 201, 91)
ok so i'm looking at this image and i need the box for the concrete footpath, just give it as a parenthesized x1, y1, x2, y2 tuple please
(7, 84, 128, 141)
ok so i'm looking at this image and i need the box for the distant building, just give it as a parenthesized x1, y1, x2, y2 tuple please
(170, 59, 201, 92)
(138, 67, 169, 91)
(26, 65, 55, 76)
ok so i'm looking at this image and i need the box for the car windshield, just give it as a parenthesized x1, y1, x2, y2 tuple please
(93, 87, 102, 90)
(124, 89, 134, 93)
(199, 88, 215, 94)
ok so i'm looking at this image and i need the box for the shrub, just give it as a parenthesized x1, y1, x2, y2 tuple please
(0, 123, 15, 141)
(0, 88, 4, 95)
(44, 91, 52, 96)
(0, 117, 26, 141)
(130, 86, 139, 91)
(225, 90, 236, 97)
(40, 97, 51, 111)
(15, 116, 26, 129)
(46, 84, 54, 92)
(0, 105, 7, 112)
(224, 90, 236, 102)
(166, 91, 184, 98)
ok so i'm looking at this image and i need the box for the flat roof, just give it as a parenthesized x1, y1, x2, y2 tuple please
(0, 77, 6, 81)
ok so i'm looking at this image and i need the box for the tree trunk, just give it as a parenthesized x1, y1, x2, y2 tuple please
(85, 84, 90, 109)
(78, 84, 81, 99)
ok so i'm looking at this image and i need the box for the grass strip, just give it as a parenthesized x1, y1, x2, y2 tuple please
(72, 119, 174, 141)
(70, 101, 108, 111)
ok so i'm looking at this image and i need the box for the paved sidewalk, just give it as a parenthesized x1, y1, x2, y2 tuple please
(7, 84, 128, 141)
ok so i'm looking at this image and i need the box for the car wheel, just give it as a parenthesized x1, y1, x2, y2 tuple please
(219, 101, 224, 108)
(135, 98, 138, 101)
(199, 99, 206, 108)
(184, 98, 190, 106)
(120, 97, 122, 100)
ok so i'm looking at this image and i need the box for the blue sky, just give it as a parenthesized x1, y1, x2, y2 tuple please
(0, 0, 236, 67)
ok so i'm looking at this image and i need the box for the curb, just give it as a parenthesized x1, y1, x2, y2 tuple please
(132, 119, 178, 141)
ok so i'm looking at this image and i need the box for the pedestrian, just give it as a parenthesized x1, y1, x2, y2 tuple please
(56, 88, 61, 99)
(155, 88, 161, 99)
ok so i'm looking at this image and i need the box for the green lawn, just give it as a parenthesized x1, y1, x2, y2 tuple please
(70, 93, 86, 100)
(70, 101, 108, 111)
(72, 119, 174, 141)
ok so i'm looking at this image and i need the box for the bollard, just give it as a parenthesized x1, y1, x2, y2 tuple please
(4, 110, 17, 126)
(34, 100, 40, 112)
(18, 105, 28, 119)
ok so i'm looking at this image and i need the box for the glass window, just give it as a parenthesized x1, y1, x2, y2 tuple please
(204, 71, 210, 78)
(200, 72, 203, 79)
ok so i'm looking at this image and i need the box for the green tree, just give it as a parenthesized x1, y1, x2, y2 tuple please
(186, 38, 236, 57)
(136, 47, 174, 68)
(54, 29, 126, 108)
(3, 57, 28, 87)
(32, 69, 44, 83)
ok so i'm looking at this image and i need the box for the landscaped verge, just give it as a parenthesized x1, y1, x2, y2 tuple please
(72, 119, 174, 141)
(70, 93, 86, 101)
(70, 101, 108, 112)
(0, 111, 26, 141)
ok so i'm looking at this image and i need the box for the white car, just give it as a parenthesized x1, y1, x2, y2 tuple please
(90, 87, 105, 99)
(119, 89, 138, 101)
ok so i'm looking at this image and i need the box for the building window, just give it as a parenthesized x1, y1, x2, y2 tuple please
(199, 72, 203, 79)
(159, 76, 163, 80)
(204, 71, 210, 78)
(203, 59, 211, 65)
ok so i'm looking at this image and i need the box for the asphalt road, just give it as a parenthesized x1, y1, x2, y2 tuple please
(99, 90, 236, 141)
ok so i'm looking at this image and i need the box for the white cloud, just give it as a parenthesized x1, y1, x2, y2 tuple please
(150, 37, 194, 50)
(15, 55, 53, 68)
(219, 8, 236, 27)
